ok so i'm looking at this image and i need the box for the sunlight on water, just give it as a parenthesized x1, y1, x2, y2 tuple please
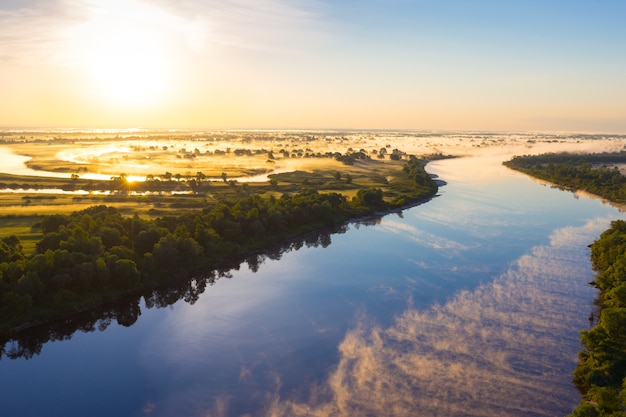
(0, 147, 35, 176)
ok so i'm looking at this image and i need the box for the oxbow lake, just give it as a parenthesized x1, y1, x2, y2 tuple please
(1, 151, 625, 417)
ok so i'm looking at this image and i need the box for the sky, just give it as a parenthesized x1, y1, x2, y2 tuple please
(1, 0, 625, 132)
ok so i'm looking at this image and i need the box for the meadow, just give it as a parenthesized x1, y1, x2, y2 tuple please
(0, 131, 433, 252)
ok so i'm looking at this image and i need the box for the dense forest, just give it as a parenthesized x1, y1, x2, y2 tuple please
(0, 224, 345, 360)
(504, 152, 626, 416)
(571, 220, 626, 416)
(503, 152, 626, 203)
(0, 156, 437, 338)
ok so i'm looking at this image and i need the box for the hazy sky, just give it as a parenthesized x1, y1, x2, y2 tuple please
(1, 0, 625, 131)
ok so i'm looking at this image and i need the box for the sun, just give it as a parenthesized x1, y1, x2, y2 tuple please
(86, 31, 170, 108)
(72, 0, 177, 109)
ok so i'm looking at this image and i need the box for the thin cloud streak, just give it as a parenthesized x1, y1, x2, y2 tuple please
(168, 0, 329, 53)
(0, 0, 329, 66)
(0, 1, 73, 65)
(379, 219, 476, 252)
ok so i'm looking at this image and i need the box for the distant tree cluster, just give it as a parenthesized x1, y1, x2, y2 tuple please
(391, 155, 438, 206)
(504, 152, 626, 203)
(335, 150, 371, 165)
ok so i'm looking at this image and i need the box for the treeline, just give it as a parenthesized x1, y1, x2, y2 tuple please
(504, 153, 626, 416)
(503, 152, 626, 203)
(570, 220, 626, 416)
(1, 226, 342, 360)
(0, 157, 437, 336)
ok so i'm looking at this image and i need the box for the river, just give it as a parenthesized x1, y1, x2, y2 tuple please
(1, 149, 624, 417)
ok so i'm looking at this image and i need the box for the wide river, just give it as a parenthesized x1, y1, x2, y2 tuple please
(1, 150, 624, 417)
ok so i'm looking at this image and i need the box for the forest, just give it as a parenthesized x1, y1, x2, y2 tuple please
(570, 220, 626, 417)
(505, 152, 626, 417)
(0, 156, 437, 338)
(503, 152, 626, 203)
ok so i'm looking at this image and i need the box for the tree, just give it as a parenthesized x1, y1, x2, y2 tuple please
(100, 227, 122, 249)
(354, 188, 384, 207)
(41, 214, 69, 234)
(0, 236, 23, 263)
(135, 227, 165, 256)
(0, 291, 32, 315)
(152, 235, 179, 268)
(112, 259, 140, 288)
(16, 271, 44, 301)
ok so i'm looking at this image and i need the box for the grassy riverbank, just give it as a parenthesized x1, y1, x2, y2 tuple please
(504, 152, 626, 417)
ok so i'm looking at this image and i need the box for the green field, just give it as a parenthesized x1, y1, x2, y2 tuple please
(1, 134, 436, 257)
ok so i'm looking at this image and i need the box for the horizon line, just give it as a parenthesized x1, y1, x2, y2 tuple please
(2, 126, 625, 136)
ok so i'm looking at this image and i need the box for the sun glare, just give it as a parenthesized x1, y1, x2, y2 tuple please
(72, 0, 178, 109)
(87, 31, 170, 107)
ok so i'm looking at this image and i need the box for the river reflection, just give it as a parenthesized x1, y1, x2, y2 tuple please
(0, 226, 345, 361)
(268, 218, 608, 417)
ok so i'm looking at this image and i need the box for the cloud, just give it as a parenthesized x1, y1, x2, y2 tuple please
(0, 0, 71, 65)
(184, 0, 325, 46)
(0, 0, 328, 68)
(264, 217, 613, 417)
(379, 219, 476, 251)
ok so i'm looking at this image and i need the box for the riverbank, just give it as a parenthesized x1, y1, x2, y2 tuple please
(0, 191, 442, 350)
(0, 157, 439, 340)
(503, 153, 626, 416)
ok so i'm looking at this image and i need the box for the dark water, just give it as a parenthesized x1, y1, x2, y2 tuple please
(1, 153, 623, 417)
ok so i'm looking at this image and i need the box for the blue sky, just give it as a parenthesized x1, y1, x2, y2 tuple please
(0, 0, 624, 131)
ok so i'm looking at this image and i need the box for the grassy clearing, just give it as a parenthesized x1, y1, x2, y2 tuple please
(0, 216, 41, 255)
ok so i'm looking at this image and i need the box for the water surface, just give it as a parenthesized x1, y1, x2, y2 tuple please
(1, 152, 623, 417)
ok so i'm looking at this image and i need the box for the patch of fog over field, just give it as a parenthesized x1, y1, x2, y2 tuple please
(1, 132, 624, 183)
(259, 217, 612, 417)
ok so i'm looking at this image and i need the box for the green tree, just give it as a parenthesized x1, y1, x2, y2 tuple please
(0, 237, 23, 263)
(41, 214, 69, 234)
(112, 259, 140, 288)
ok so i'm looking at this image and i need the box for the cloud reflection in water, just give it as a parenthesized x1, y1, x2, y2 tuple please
(380, 220, 476, 252)
(266, 218, 611, 417)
